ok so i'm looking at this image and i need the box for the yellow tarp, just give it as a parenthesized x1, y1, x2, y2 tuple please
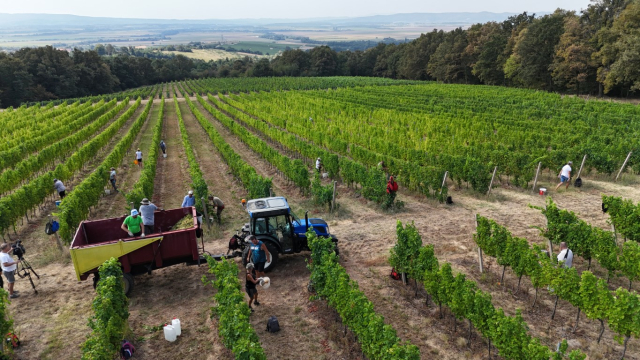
(70, 236, 163, 281)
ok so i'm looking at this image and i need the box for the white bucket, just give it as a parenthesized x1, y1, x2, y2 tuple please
(105, 189, 111, 195)
(260, 277, 271, 289)
(172, 318, 181, 336)
(163, 153, 167, 158)
(163, 324, 176, 342)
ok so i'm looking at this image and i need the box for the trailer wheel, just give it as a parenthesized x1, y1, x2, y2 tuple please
(123, 273, 134, 296)
(264, 242, 279, 273)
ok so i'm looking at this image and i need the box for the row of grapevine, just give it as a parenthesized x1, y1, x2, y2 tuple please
(58, 98, 151, 242)
(308, 230, 421, 359)
(81, 258, 129, 360)
(174, 98, 208, 212)
(0, 100, 110, 172)
(202, 256, 266, 359)
(0, 99, 127, 194)
(534, 198, 640, 288)
(602, 195, 640, 242)
(392, 221, 586, 360)
(126, 97, 165, 209)
(0, 98, 134, 237)
(199, 95, 310, 193)
(1, 101, 69, 143)
(185, 96, 271, 199)
(475, 216, 640, 357)
(225, 92, 451, 201)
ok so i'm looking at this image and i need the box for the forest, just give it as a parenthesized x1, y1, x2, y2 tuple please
(0, 0, 637, 107)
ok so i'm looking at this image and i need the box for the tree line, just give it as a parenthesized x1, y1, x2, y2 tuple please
(1, 0, 638, 107)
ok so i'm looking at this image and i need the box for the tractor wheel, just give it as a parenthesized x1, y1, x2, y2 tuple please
(123, 273, 134, 296)
(263, 242, 279, 273)
(242, 247, 251, 267)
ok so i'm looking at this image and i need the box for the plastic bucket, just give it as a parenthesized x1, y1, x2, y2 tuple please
(55, 200, 61, 207)
(260, 277, 271, 289)
(163, 153, 167, 158)
(539, 188, 547, 195)
(105, 189, 111, 195)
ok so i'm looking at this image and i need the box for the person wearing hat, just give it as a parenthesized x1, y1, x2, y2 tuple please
(315, 157, 322, 173)
(555, 161, 573, 191)
(53, 178, 66, 199)
(139, 198, 159, 235)
(121, 209, 144, 237)
(109, 167, 118, 192)
(182, 190, 196, 208)
(159, 140, 167, 155)
(245, 262, 260, 312)
(135, 148, 143, 168)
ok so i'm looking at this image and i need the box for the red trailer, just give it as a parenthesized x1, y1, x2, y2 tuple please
(70, 207, 220, 295)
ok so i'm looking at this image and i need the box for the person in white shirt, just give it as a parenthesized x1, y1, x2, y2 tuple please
(315, 158, 322, 173)
(0, 244, 19, 298)
(557, 242, 574, 268)
(135, 148, 143, 168)
(555, 161, 573, 191)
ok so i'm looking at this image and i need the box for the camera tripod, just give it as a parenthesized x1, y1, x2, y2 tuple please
(15, 257, 39, 294)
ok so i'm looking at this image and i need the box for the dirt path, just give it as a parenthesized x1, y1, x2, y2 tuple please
(193, 98, 368, 359)
(87, 103, 155, 221)
(179, 101, 247, 249)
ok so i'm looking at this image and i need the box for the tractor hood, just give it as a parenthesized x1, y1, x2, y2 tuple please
(293, 218, 331, 237)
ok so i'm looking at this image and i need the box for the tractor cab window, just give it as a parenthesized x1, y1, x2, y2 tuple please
(254, 218, 270, 235)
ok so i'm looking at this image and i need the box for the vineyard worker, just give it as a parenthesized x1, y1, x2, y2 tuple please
(378, 160, 389, 180)
(139, 198, 158, 235)
(316, 157, 322, 173)
(386, 176, 399, 202)
(121, 209, 144, 237)
(182, 190, 195, 208)
(109, 167, 118, 192)
(247, 235, 271, 279)
(209, 195, 225, 225)
(555, 161, 573, 191)
(160, 140, 167, 155)
(245, 262, 259, 312)
(53, 178, 66, 199)
(0, 243, 19, 299)
(135, 148, 143, 168)
(557, 242, 574, 268)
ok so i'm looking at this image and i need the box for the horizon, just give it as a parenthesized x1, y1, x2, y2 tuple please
(1, 0, 591, 20)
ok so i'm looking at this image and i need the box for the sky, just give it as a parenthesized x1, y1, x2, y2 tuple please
(3, 0, 594, 20)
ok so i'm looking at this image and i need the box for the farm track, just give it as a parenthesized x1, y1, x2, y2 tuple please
(193, 98, 364, 359)
(9, 101, 151, 360)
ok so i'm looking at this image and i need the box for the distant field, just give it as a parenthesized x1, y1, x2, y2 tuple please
(160, 49, 257, 61)
(225, 41, 298, 54)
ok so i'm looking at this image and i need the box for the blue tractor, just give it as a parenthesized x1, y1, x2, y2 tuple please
(228, 197, 338, 272)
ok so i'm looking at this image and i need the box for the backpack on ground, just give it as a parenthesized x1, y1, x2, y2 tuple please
(45, 220, 59, 235)
(266, 316, 280, 333)
(390, 268, 401, 280)
(120, 339, 135, 359)
(574, 178, 582, 188)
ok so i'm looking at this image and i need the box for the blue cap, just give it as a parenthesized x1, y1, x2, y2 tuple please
(131, 209, 139, 216)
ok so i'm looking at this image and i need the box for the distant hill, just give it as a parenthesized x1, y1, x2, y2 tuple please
(0, 12, 527, 29)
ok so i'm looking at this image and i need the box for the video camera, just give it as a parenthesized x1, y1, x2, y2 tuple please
(11, 240, 25, 260)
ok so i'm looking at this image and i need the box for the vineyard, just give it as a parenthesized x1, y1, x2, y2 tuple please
(2, 77, 640, 359)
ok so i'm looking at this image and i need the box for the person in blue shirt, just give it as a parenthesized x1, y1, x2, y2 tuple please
(246, 235, 271, 278)
(181, 190, 195, 208)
